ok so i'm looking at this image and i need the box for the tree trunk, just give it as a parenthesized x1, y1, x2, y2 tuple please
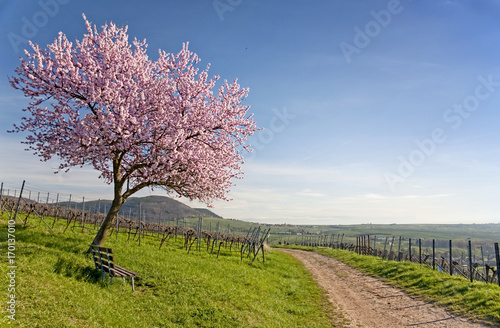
(90, 195, 124, 247)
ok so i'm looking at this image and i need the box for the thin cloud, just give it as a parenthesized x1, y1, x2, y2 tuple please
(297, 189, 326, 198)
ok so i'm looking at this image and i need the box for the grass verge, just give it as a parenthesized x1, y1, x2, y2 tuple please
(0, 214, 341, 327)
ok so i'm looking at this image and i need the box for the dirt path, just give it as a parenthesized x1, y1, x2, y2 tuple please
(279, 249, 494, 328)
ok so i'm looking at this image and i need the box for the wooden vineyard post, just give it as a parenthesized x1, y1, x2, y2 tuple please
(138, 203, 142, 246)
(419, 239, 422, 264)
(0, 182, 3, 216)
(449, 240, 453, 276)
(409, 238, 412, 262)
(252, 228, 270, 263)
(81, 197, 85, 233)
(383, 237, 388, 259)
(366, 235, 369, 255)
(480, 246, 486, 282)
(468, 239, 473, 282)
(495, 243, 500, 287)
(197, 218, 202, 252)
(397, 236, 402, 261)
(13, 180, 25, 223)
(432, 239, 436, 270)
(52, 193, 60, 228)
(43, 192, 48, 223)
(389, 236, 395, 260)
(175, 218, 179, 243)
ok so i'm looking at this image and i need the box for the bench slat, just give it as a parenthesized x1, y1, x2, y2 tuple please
(90, 245, 138, 283)
(111, 270, 137, 278)
(111, 265, 137, 277)
(99, 264, 136, 277)
(90, 251, 115, 262)
(90, 246, 114, 254)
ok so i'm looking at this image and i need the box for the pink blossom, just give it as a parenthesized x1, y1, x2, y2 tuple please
(9, 14, 257, 246)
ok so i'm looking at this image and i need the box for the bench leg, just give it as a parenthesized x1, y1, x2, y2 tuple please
(131, 277, 135, 291)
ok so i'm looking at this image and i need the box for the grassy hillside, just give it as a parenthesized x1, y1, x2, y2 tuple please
(0, 214, 342, 328)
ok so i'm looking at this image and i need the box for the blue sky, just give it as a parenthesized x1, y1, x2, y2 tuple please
(1, 0, 500, 225)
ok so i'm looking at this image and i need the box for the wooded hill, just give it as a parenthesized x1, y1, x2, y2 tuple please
(67, 195, 222, 222)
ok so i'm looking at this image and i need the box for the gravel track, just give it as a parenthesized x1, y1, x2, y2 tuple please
(279, 249, 495, 328)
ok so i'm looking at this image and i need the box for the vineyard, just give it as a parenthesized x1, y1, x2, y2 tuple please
(2, 180, 500, 326)
(0, 181, 270, 263)
(0, 190, 335, 327)
(278, 232, 500, 286)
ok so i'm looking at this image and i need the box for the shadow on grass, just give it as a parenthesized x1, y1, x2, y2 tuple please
(54, 257, 102, 284)
(54, 256, 147, 291)
(9, 221, 93, 257)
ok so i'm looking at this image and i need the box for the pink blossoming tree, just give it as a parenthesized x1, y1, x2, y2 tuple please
(9, 15, 257, 247)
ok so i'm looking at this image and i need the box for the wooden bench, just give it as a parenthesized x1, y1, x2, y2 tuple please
(90, 245, 138, 291)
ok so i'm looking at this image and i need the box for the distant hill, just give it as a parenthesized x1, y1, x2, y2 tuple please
(194, 208, 222, 218)
(69, 195, 222, 222)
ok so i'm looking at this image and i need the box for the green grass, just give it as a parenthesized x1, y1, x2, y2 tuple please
(0, 214, 341, 328)
(279, 245, 500, 326)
